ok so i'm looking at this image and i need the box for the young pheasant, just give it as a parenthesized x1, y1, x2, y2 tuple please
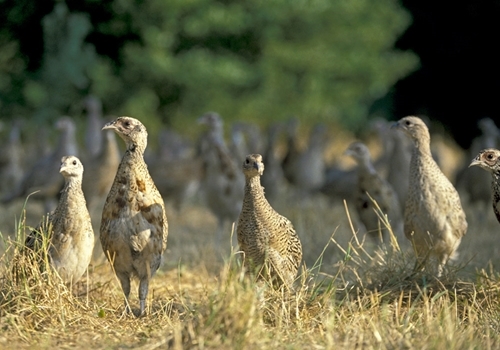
(394, 116, 467, 276)
(344, 141, 403, 243)
(469, 148, 500, 224)
(25, 156, 94, 284)
(100, 117, 168, 316)
(237, 154, 303, 290)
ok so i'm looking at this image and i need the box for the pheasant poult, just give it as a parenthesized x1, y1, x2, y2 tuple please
(394, 116, 467, 276)
(344, 141, 403, 243)
(100, 117, 168, 316)
(237, 154, 302, 289)
(469, 148, 500, 224)
(26, 156, 94, 284)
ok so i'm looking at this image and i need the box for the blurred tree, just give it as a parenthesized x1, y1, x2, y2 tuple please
(26, 3, 97, 120)
(0, 0, 418, 129)
(93, 0, 419, 129)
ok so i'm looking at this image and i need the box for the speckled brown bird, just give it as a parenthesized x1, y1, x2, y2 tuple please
(344, 141, 403, 243)
(469, 148, 500, 224)
(26, 156, 94, 284)
(394, 116, 467, 276)
(457, 118, 500, 209)
(100, 116, 168, 316)
(237, 154, 302, 290)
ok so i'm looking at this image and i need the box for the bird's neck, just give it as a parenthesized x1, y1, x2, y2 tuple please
(244, 176, 272, 212)
(491, 171, 500, 222)
(126, 143, 146, 158)
(358, 157, 377, 175)
(60, 177, 83, 199)
(412, 136, 432, 158)
(492, 171, 500, 187)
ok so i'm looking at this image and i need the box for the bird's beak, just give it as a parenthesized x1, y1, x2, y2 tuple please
(469, 158, 481, 168)
(390, 121, 399, 130)
(59, 162, 67, 174)
(102, 120, 116, 131)
(253, 161, 264, 175)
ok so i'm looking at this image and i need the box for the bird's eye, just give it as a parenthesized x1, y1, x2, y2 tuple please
(124, 121, 130, 127)
(405, 120, 411, 126)
(73, 160, 77, 165)
(245, 159, 250, 164)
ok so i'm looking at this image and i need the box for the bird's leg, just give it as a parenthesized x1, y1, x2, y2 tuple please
(117, 272, 131, 313)
(138, 277, 149, 316)
(437, 254, 449, 278)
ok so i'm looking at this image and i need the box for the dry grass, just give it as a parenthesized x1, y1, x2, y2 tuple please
(1, 190, 500, 349)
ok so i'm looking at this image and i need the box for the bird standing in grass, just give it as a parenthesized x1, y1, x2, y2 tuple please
(344, 141, 403, 243)
(26, 156, 94, 284)
(237, 154, 302, 290)
(100, 117, 168, 316)
(394, 116, 467, 276)
(469, 148, 500, 224)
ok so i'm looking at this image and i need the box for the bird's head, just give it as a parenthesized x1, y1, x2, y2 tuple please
(392, 116, 430, 144)
(60, 155, 84, 179)
(344, 141, 371, 164)
(243, 153, 264, 177)
(469, 148, 500, 174)
(102, 116, 148, 152)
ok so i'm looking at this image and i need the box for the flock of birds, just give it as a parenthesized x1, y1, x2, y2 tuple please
(2, 100, 500, 316)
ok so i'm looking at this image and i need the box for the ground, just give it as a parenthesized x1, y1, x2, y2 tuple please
(1, 188, 500, 349)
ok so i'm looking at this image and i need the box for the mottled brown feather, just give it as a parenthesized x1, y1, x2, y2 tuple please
(469, 148, 500, 224)
(237, 154, 302, 290)
(100, 116, 168, 315)
(25, 156, 94, 284)
(394, 116, 467, 276)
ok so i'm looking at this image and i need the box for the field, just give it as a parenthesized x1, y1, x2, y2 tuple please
(1, 186, 500, 349)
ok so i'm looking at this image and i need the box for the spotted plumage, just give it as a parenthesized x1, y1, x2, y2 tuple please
(394, 116, 467, 276)
(100, 116, 168, 316)
(237, 154, 302, 290)
(469, 148, 500, 224)
(26, 156, 94, 284)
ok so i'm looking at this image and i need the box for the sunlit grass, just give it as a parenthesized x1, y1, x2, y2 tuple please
(1, 191, 500, 349)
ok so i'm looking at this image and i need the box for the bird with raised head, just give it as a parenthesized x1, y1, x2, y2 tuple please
(469, 148, 500, 224)
(394, 116, 467, 276)
(237, 153, 302, 290)
(100, 116, 168, 316)
(25, 156, 94, 284)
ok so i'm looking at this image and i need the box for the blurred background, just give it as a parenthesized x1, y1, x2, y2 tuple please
(2, 0, 488, 139)
(1, 0, 500, 276)
(1, 0, 496, 144)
